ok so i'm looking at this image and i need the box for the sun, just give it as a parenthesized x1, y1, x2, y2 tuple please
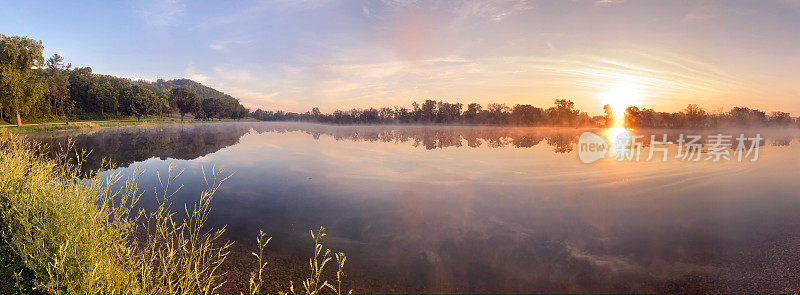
(600, 83, 643, 127)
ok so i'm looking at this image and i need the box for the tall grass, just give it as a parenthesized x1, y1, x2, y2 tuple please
(0, 136, 350, 294)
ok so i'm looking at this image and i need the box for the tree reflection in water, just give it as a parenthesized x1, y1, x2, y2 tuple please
(26, 122, 795, 175)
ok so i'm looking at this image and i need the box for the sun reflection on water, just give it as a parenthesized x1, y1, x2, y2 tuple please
(604, 126, 633, 158)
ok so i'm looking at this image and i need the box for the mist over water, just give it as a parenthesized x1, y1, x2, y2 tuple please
(28, 122, 800, 293)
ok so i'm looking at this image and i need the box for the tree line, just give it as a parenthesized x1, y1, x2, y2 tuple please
(252, 99, 800, 129)
(623, 104, 799, 129)
(0, 35, 248, 126)
(252, 99, 599, 126)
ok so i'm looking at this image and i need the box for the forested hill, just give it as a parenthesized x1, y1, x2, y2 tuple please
(143, 78, 237, 102)
(0, 35, 250, 124)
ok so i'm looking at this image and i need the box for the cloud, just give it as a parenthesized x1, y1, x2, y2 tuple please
(262, 48, 765, 113)
(134, 0, 185, 28)
(382, 0, 534, 22)
(226, 87, 281, 103)
(208, 38, 254, 51)
(361, 4, 373, 18)
(185, 62, 209, 84)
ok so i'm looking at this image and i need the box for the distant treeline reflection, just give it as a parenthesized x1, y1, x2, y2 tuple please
(28, 123, 799, 173)
(246, 123, 795, 151)
(31, 123, 251, 174)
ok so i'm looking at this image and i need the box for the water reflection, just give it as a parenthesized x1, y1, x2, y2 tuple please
(25, 122, 800, 293)
(29, 123, 795, 175)
(29, 123, 252, 174)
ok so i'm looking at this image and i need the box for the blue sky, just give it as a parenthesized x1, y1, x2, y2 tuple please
(2, 0, 799, 114)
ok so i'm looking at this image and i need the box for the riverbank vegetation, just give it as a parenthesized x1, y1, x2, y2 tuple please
(252, 100, 800, 129)
(0, 35, 248, 126)
(0, 136, 350, 294)
(0, 115, 256, 135)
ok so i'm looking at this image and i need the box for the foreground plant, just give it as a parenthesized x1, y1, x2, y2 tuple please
(286, 227, 352, 295)
(133, 164, 233, 294)
(0, 136, 351, 294)
(0, 137, 140, 293)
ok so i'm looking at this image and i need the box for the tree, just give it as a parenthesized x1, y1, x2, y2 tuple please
(728, 107, 765, 127)
(463, 103, 482, 124)
(511, 104, 544, 126)
(545, 99, 579, 126)
(769, 111, 793, 127)
(486, 103, 510, 124)
(171, 87, 200, 121)
(234, 104, 249, 120)
(88, 81, 116, 117)
(46, 54, 71, 116)
(602, 104, 614, 127)
(436, 102, 462, 123)
(155, 89, 169, 118)
(0, 35, 45, 126)
(119, 85, 158, 121)
(201, 97, 223, 120)
(684, 104, 706, 128)
(420, 100, 437, 122)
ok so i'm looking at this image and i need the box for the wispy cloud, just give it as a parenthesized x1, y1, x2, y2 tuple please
(453, 0, 535, 22)
(208, 38, 254, 51)
(259, 49, 765, 113)
(134, 0, 185, 28)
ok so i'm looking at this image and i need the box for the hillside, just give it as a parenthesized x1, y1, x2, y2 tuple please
(141, 78, 236, 102)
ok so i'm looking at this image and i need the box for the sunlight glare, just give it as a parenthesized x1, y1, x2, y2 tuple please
(600, 83, 643, 127)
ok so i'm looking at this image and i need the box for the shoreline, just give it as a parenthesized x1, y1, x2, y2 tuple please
(0, 118, 257, 134)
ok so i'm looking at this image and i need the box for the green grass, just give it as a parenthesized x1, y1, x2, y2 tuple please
(0, 117, 257, 134)
(0, 136, 349, 294)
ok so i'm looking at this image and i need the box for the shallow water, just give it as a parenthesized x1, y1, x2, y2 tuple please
(29, 122, 800, 293)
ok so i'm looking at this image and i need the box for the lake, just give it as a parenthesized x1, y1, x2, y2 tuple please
(29, 122, 800, 293)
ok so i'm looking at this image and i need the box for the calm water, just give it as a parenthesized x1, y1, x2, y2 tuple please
(30, 122, 800, 293)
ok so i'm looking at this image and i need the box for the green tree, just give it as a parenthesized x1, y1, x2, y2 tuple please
(170, 87, 200, 121)
(88, 81, 116, 118)
(68, 67, 96, 113)
(154, 89, 169, 118)
(46, 54, 71, 117)
(201, 97, 222, 120)
(0, 35, 45, 126)
(119, 85, 158, 121)
(235, 104, 249, 120)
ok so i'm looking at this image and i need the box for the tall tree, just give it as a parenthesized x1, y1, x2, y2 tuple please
(46, 54, 71, 116)
(88, 81, 116, 117)
(170, 87, 200, 121)
(119, 85, 158, 121)
(0, 35, 45, 126)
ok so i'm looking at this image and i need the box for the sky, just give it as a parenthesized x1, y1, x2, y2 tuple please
(1, 0, 799, 115)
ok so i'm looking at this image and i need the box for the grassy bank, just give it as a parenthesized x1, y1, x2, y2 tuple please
(0, 117, 256, 134)
(0, 136, 349, 294)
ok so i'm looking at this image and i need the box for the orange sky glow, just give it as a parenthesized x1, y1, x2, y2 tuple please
(4, 0, 798, 115)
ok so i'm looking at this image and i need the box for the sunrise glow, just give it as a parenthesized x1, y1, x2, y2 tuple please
(600, 83, 643, 127)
